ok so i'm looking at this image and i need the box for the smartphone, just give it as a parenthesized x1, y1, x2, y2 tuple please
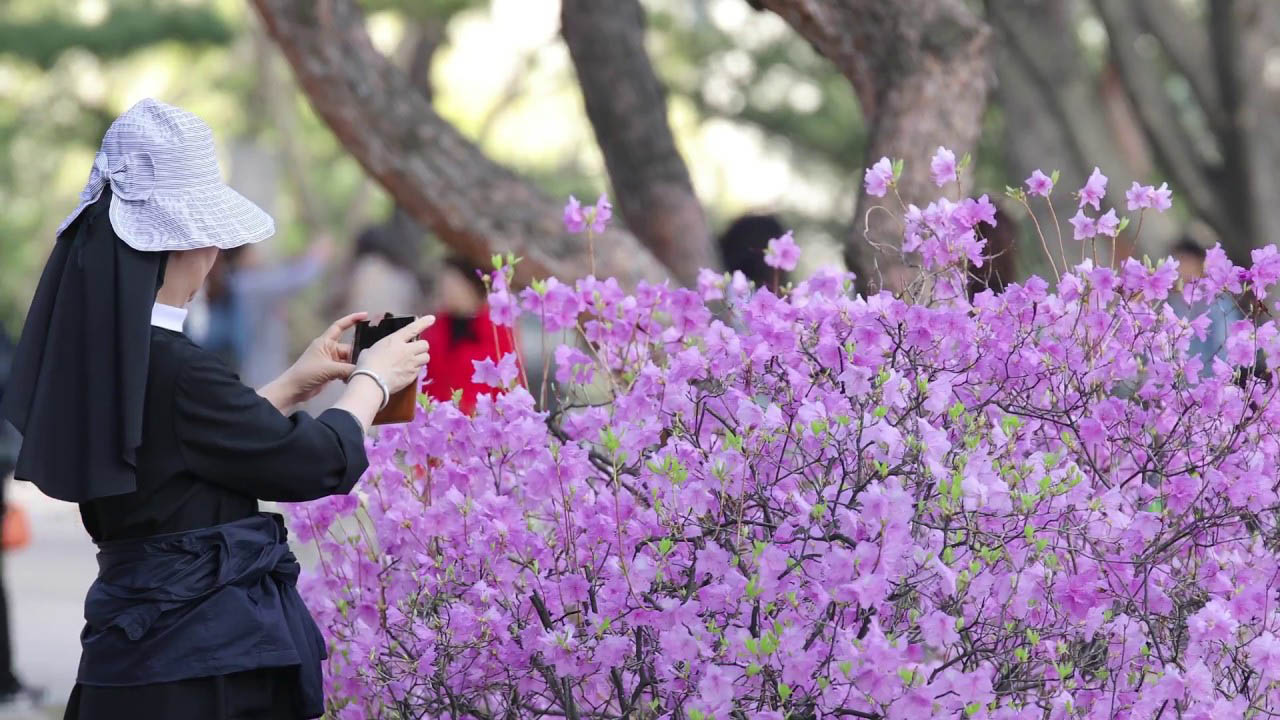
(351, 313, 417, 425)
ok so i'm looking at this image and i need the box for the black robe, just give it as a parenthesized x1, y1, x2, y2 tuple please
(64, 326, 367, 720)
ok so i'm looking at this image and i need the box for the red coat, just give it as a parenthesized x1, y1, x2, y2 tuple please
(420, 306, 518, 414)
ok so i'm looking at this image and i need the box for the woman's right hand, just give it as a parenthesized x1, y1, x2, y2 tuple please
(356, 315, 435, 392)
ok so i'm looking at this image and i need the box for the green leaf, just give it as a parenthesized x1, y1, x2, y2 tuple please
(839, 660, 853, 678)
(965, 703, 981, 716)
(658, 538, 674, 556)
(891, 158, 904, 181)
(1014, 647, 1029, 662)
(1050, 169, 1061, 185)
(874, 405, 889, 418)
(746, 575, 762, 600)
(1117, 216, 1131, 233)
(777, 683, 793, 703)
(690, 710, 705, 720)
(746, 663, 762, 677)
(491, 253, 504, 270)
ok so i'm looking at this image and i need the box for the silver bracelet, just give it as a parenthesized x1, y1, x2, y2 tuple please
(348, 368, 390, 411)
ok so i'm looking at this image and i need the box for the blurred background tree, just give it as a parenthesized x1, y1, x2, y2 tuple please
(2, 0, 1279, 335)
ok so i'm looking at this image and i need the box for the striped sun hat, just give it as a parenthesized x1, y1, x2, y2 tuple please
(55, 98, 274, 252)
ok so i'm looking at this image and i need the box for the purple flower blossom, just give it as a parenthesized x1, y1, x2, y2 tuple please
(764, 231, 801, 272)
(1069, 209, 1097, 240)
(470, 352, 519, 389)
(590, 193, 612, 233)
(286, 161, 1280, 720)
(1095, 208, 1121, 237)
(1127, 181, 1174, 213)
(1025, 169, 1054, 197)
(563, 193, 612, 234)
(864, 156, 894, 198)
(563, 195, 586, 234)
(930, 146, 957, 187)
(1079, 166, 1108, 211)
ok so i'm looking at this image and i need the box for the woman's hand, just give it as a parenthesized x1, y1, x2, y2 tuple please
(355, 315, 435, 393)
(333, 315, 435, 431)
(260, 312, 367, 411)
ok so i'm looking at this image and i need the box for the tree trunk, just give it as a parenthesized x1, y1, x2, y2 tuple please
(1091, 0, 1244, 261)
(561, 0, 716, 285)
(985, 0, 1176, 263)
(754, 0, 991, 292)
(251, 0, 670, 288)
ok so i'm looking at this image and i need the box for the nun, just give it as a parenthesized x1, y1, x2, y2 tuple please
(0, 99, 433, 719)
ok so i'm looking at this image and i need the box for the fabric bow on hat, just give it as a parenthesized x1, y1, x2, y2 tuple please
(91, 150, 155, 202)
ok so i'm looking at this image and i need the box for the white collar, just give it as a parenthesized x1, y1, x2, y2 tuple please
(151, 303, 188, 332)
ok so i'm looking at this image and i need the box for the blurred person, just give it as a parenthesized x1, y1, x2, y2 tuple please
(0, 99, 432, 720)
(308, 224, 425, 414)
(421, 255, 518, 414)
(1169, 237, 1243, 373)
(188, 247, 247, 369)
(0, 331, 41, 710)
(718, 213, 785, 291)
(969, 206, 1017, 299)
(328, 224, 423, 322)
(219, 237, 333, 388)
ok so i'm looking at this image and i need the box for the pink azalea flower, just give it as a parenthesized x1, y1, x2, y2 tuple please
(1026, 169, 1054, 197)
(864, 156, 894, 198)
(764, 231, 801, 272)
(563, 195, 586, 234)
(1069, 209, 1097, 240)
(931, 146, 957, 187)
(1079, 166, 1108, 210)
(1095, 208, 1121, 237)
(589, 193, 612, 233)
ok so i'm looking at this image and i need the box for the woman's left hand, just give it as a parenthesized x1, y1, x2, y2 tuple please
(274, 312, 368, 407)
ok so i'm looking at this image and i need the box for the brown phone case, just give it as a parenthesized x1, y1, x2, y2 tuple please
(352, 313, 417, 425)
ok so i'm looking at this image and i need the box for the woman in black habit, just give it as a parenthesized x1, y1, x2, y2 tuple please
(0, 99, 433, 719)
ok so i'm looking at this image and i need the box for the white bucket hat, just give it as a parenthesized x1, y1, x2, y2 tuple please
(55, 98, 275, 252)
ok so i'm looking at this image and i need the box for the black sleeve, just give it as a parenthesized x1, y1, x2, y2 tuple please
(173, 351, 368, 502)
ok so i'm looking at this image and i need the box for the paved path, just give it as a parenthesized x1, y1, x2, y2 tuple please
(3, 483, 98, 719)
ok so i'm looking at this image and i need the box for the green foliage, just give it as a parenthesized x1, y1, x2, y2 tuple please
(0, 7, 234, 69)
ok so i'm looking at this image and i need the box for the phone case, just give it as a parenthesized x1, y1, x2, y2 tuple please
(351, 313, 417, 425)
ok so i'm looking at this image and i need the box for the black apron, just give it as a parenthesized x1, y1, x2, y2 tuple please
(77, 513, 326, 719)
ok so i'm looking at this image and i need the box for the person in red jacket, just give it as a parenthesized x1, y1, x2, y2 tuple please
(420, 256, 518, 413)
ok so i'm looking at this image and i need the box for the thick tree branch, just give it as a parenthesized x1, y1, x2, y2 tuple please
(754, 0, 991, 291)
(251, 0, 670, 287)
(561, 0, 716, 285)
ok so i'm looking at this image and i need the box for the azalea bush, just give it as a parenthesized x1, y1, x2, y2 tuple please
(288, 153, 1280, 720)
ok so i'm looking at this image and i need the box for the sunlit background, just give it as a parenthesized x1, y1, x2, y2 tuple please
(0, 0, 871, 340)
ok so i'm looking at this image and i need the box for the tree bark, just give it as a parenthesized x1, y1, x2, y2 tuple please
(753, 0, 992, 292)
(251, 0, 670, 288)
(561, 0, 715, 285)
(1091, 0, 1243, 260)
(985, 0, 1176, 262)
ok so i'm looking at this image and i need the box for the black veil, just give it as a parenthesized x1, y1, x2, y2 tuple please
(0, 189, 167, 502)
